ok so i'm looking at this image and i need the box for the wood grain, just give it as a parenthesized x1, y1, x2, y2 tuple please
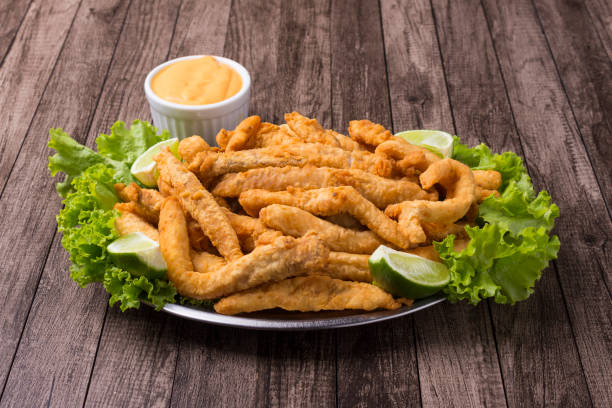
(0, 0, 32, 63)
(77, 0, 183, 406)
(584, 0, 612, 61)
(533, 0, 612, 210)
(170, 1, 337, 406)
(381, 1, 507, 406)
(0, 0, 129, 398)
(482, 0, 612, 405)
(0, 0, 81, 192)
(85, 308, 179, 408)
(430, 0, 591, 406)
(170, 322, 267, 408)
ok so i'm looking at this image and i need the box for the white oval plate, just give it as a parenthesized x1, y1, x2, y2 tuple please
(158, 295, 446, 330)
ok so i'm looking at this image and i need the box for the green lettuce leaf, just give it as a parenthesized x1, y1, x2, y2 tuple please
(435, 226, 560, 304)
(440, 138, 561, 305)
(49, 120, 170, 197)
(96, 120, 170, 164)
(50, 121, 177, 311)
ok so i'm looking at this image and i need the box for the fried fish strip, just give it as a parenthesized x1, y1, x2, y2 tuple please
(226, 115, 261, 151)
(159, 197, 194, 274)
(348, 119, 393, 147)
(221, 207, 282, 252)
(155, 149, 243, 261)
(186, 142, 393, 183)
(242, 122, 303, 148)
(160, 201, 329, 299)
(190, 250, 226, 274)
(473, 170, 502, 190)
(114, 183, 161, 224)
(375, 138, 440, 171)
(214, 275, 400, 315)
(178, 136, 210, 162)
(240, 186, 417, 248)
(259, 204, 387, 254)
(212, 166, 436, 207)
(422, 222, 470, 244)
(406, 239, 469, 263)
(476, 187, 500, 202)
(114, 206, 159, 241)
(322, 252, 372, 282)
(385, 158, 476, 243)
(285, 111, 365, 151)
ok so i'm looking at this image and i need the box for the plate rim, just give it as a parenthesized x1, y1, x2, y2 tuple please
(156, 295, 446, 331)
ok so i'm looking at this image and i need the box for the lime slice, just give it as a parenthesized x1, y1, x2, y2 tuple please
(107, 232, 167, 280)
(369, 246, 450, 299)
(395, 130, 454, 158)
(130, 138, 179, 187)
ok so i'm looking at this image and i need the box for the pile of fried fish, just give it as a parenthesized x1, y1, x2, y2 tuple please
(113, 112, 501, 315)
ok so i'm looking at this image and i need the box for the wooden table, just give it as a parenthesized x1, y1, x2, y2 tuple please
(0, 0, 610, 406)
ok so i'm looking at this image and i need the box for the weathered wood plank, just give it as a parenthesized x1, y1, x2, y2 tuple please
(0, 242, 110, 408)
(78, 0, 185, 406)
(584, 0, 612, 61)
(170, 323, 268, 408)
(331, 1, 420, 407)
(170, 1, 336, 406)
(0, 0, 32, 63)
(0, 0, 128, 399)
(431, 0, 592, 405)
(481, 0, 612, 406)
(381, 1, 507, 406)
(0, 0, 81, 193)
(85, 308, 178, 408)
(533, 0, 612, 211)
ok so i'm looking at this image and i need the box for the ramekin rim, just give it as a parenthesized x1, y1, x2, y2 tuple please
(144, 55, 251, 112)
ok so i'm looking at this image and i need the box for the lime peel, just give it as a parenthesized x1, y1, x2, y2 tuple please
(130, 138, 179, 187)
(395, 129, 454, 158)
(107, 232, 167, 280)
(369, 245, 450, 299)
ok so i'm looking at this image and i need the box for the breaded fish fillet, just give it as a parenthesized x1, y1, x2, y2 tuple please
(186, 143, 394, 183)
(212, 166, 436, 208)
(190, 250, 226, 274)
(249, 123, 302, 148)
(386, 158, 476, 243)
(155, 149, 243, 261)
(226, 115, 261, 151)
(259, 204, 387, 254)
(160, 202, 329, 299)
(159, 197, 194, 274)
(114, 207, 159, 241)
(376, 139, 441, 171)
(115, 183, 162, 224)
(239, 187, 417, 248)
(213, 275, 401, 315)
(322, 252, 372, 282)
(285, 112, 365, 151)
(178, 136, 210, 162)
(473, 170, 502, 190)
(348, 119, 393, 147)
(221, 207, 282, 252)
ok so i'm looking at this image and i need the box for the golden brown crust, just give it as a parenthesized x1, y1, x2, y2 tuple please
(214, 275, 400, 315)
(155, 149, 243, 261)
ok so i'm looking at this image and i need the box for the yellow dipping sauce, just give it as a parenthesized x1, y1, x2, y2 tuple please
(151, 56, 242, 105)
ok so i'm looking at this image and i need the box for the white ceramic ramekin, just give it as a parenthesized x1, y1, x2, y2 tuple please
(144, 55, 250, 144)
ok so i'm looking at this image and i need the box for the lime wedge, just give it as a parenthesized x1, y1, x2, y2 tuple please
(107, 232, 167, 280)
(369, 246, 450, 299)
(395, 130, 454, 158)
(130, 138, 179, 187)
